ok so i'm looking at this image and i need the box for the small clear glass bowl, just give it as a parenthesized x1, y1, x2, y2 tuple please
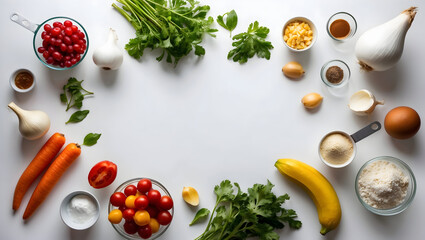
(282, 16, 317, 52)
(355, 156, 416, 216)
(320, 60, 350, 88)
(326, 12, 357, 41)
(33, 16, 89, 70)
(108, 178, 174, 240)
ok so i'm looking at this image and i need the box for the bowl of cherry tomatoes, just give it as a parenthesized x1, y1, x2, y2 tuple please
(34, 17, 88, 70)
(108, 178, 174, 240)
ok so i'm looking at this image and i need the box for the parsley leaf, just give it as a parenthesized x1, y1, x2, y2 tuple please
(227, 21, 274, 64)
(112, 0, 217, 66)
(193, 180, 301, 240)
(217, 10, 238, 37)
(190, 208, 210, 226)
(60, 77, 93, 111)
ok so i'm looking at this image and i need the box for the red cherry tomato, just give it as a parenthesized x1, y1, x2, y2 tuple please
(145, 205, 159, 218)
(137, 179, 152, 194)
(147, 189, 161, 205)
(64, 20, 73, 27)
(122, 208, 136, 221)
(124, 220, 139, 234)
(124, 184, 138, 196)
(157, 211, 172, 225)
(134, 195, 149, 210)
(110, 192, 126, 207)
(51, 27, 61, 37)
(159, 196, 173, 210)
(138, 225, 152, 239)
(88, 161, 117, 189)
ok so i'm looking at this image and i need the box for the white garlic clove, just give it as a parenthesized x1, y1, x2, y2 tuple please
(8, 102, 50, 140)
(348, 90, 384, 116)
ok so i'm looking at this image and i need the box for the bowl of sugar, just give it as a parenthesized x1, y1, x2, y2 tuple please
(355, 156, 416, 216)
(60, 190, 100, 230)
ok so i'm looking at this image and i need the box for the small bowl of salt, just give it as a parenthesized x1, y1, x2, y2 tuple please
(60, 191, 100, 230)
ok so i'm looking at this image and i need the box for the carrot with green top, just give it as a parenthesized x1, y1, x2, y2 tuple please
(23, 143, 81, 220)
(13, 133, 65, 211)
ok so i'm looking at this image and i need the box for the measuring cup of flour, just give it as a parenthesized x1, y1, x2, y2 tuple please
(318, 121, 381, 168)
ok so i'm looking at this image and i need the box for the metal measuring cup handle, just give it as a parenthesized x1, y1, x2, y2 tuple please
(350, 121, 381, 143)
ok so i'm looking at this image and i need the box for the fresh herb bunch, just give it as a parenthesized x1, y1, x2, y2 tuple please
(112, 0, 217, 66)
(192, 180, 301, 240)
(60, 77, 93, 111)
(228, 21, 274, 64)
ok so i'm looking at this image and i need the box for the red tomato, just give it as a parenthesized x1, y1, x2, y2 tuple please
(124, 220, 139, 234)
(157, 211, 172, 225)
(147, 189, 161, 205)
(134, 195, 149, 210)
(110, 192, 126, 207)
(145, 205, 159, 218)
(88, 161, 117, 189)
(159, 196, 173, 210)
(122, 208, 136, 221)
(124, 185, 138, 196)
(138, 225, 152, 239)
(137, 179, 152, 194)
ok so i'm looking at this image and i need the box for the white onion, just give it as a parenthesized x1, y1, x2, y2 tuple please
(355, 7, 417, 71)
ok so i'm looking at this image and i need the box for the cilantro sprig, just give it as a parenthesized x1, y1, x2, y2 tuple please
(192, 180, 301, 240)
(112, 0, 217, 66)
(60, 77, 93, 111)
(228, 21, 274, 64)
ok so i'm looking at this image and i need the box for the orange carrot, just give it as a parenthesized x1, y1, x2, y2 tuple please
(23, 143, 81, 220)
(13, 133, 65, 211)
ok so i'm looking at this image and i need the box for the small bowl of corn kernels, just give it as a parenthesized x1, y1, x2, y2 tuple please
(282, 17, 317, 52)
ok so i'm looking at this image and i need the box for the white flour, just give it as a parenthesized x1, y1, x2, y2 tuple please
(67, 194, 97, 223)
(358, 160, 409, 209)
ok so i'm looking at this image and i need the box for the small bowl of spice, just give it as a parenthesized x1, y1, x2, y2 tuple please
(10, 69, 35, 93)
(60, 190, 100, 230)
(326, 12, 357, 41)
(320, 59, 350, 88)
(282, 17, 317, 51)
(355, 156, 416, 216)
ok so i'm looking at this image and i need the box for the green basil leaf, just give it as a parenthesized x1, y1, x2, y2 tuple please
(189, 208, 210, 226)
(66, 110, 89, 124)
(216, 15, 227, 30)
(225, 10, 238, 32)
(60, 93, 67, 103)
(83, 133, 101, 146)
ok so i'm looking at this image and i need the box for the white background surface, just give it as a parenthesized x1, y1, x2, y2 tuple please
(1, 0, 424, 239)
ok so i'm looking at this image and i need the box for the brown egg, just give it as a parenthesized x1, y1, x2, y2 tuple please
(384, 106, 421, 139)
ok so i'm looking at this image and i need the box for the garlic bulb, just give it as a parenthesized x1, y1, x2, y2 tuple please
(8, 102, 50, 140)
(348, 90, 384, 115)
(93, 28, 123, 70)
(355, 7, 417, 71)
(301, 92, 323, 109)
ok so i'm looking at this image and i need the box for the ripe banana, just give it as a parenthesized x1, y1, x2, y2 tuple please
(275, 158, 341, 235)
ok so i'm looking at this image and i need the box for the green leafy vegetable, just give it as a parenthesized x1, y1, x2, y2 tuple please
(217, 10, 238, 37)
(227, 21, 274, 64)
(60, 77, 93, 111)
(66, 110, 90, 124)
(190, 208, 210, 226)
(83, 133, 102, 146)
(192, 180, 301, 240)
(112, 0, 217, 66)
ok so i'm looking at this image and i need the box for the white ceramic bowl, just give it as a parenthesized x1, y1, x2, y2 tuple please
(10, 69, 35, 93)
(60, 190, 100, 230)
(282, 17, 317, 52)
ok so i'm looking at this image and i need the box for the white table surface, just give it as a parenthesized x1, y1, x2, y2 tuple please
(1, 0, 424, 239)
